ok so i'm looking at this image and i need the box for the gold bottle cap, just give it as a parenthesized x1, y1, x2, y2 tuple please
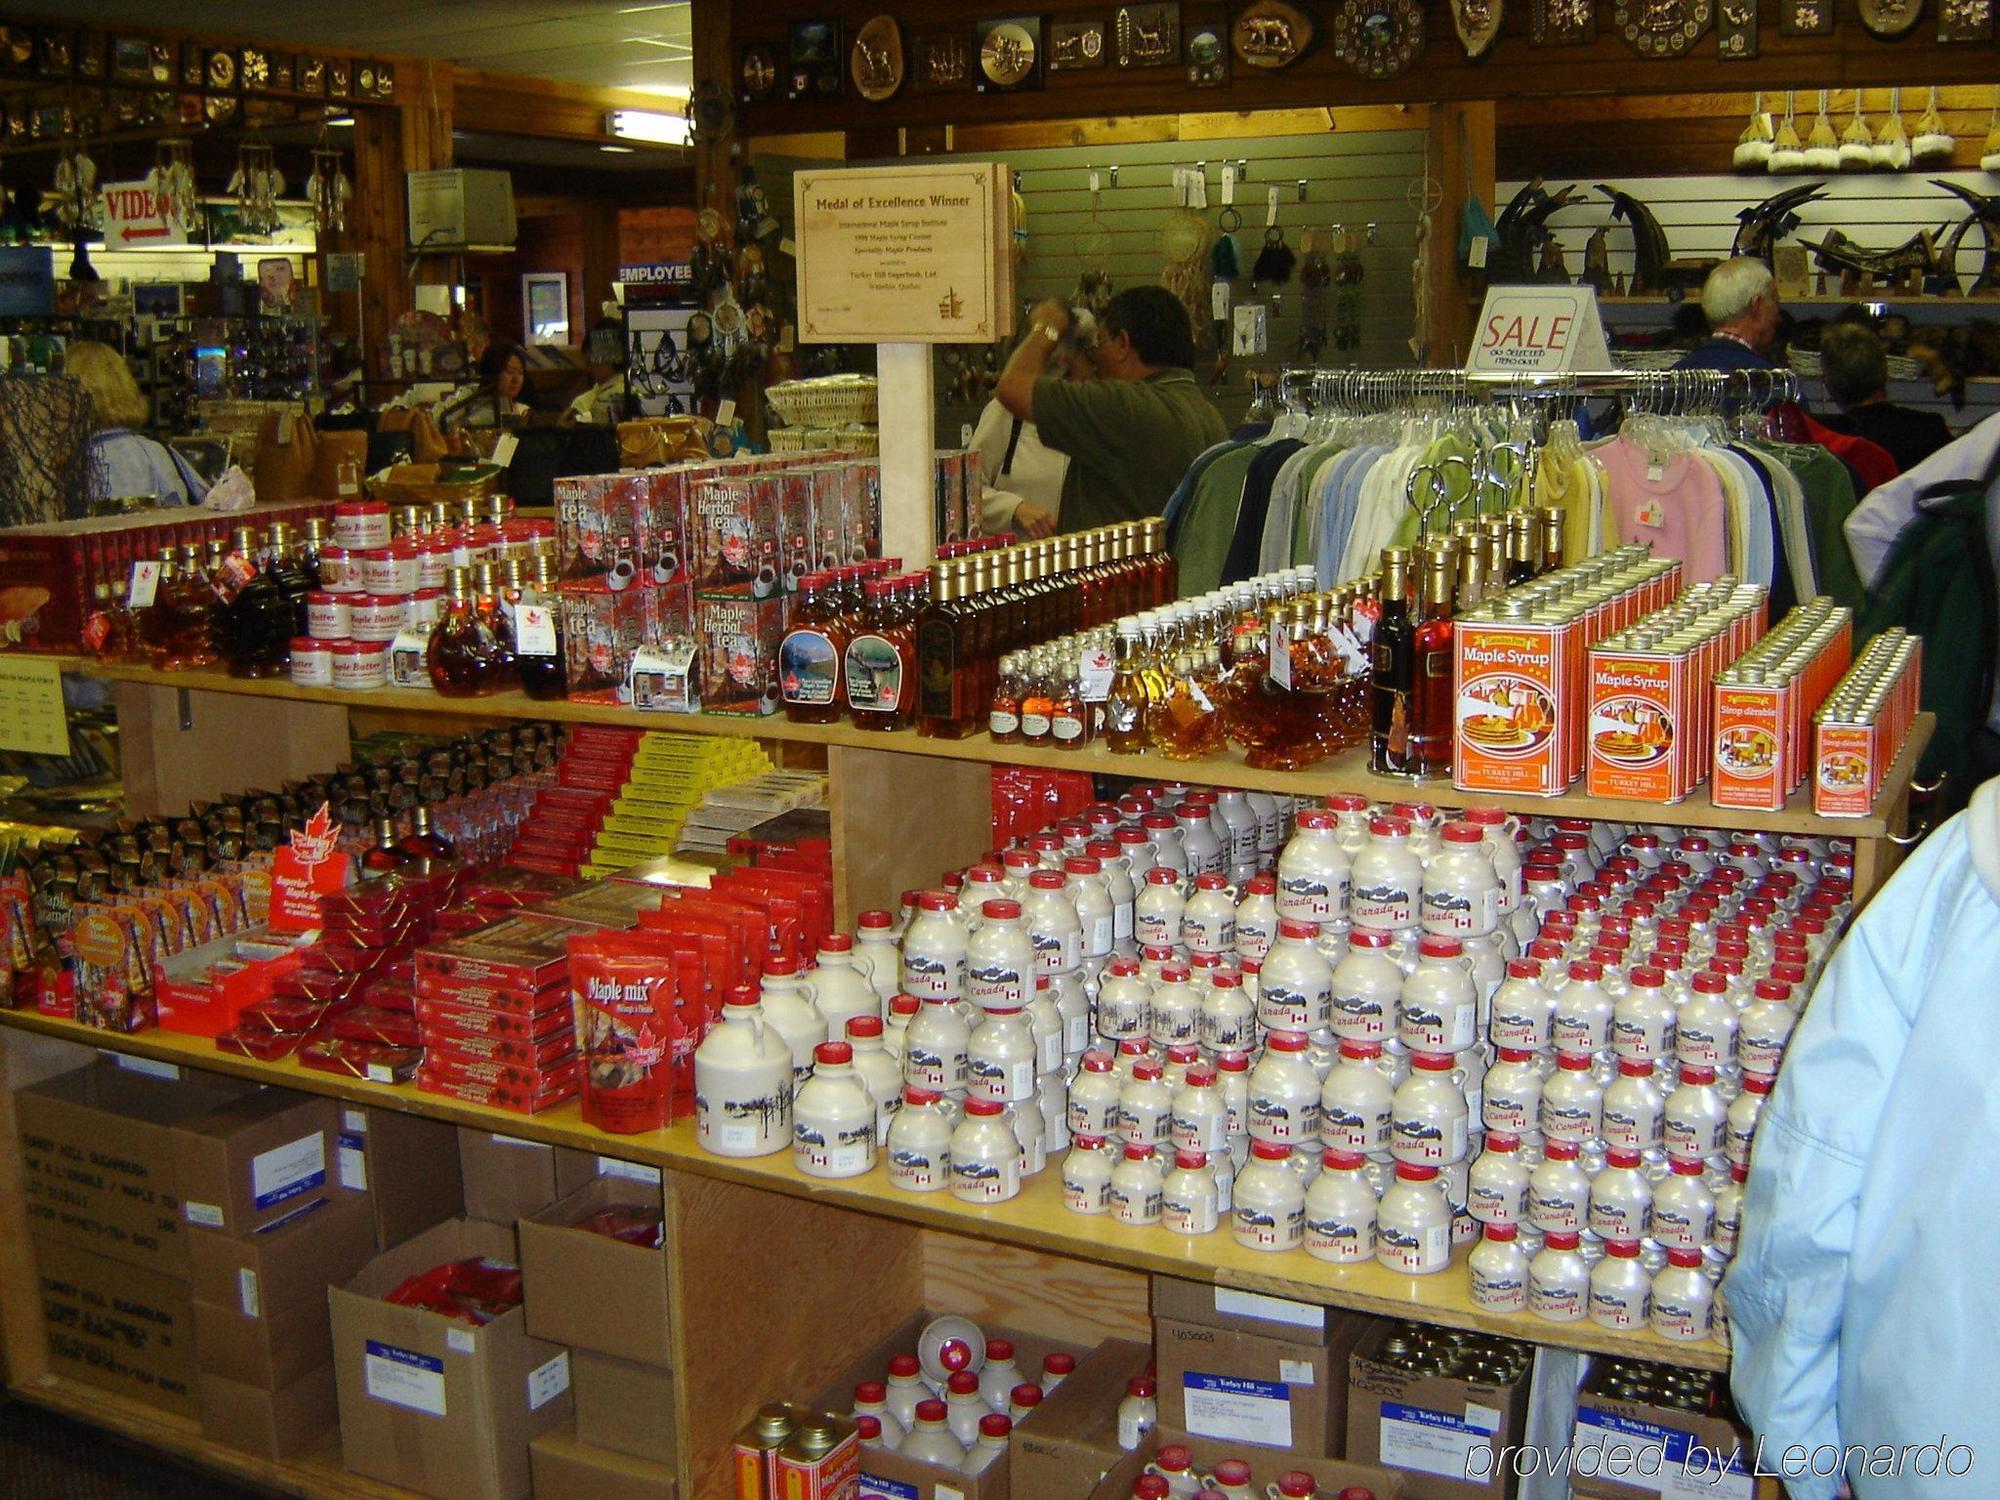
(753, 1404, 798, 1444)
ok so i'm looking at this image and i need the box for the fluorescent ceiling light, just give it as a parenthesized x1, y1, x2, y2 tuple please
(628, 83, 692, 99)
(606, 108, 689, 146)
(618, 2, 680, 11)
(601, 144, 636, 154)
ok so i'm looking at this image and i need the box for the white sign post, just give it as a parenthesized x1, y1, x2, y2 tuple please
(1464, 286, 1613, 376)
(794, 163, 1014, 565)
(100, 179, 186, 249)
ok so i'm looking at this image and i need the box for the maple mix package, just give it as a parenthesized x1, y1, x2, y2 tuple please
(569, 931, 694, 1132)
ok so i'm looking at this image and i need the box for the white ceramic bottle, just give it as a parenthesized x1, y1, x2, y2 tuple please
(961, 1413, 1012, 1476)
(884, 1362, 932, 1440)
(900, 1398, 967, 1465)
(1726, 1072, 1772, 1169)
(966, 900, 1036, 1014)
(1481, 1047, 1543, 1139)
(1663, 1064, 1728, 1162)
(1528, 1231, 1590, 1322)
(1329, 929, 1402, 1043)
(966, 1006, 1038, 1105)
(943, 1371, 988, 1448)
(1277, 808, 1352, 926)
(1601, 1059, 1664, 1154)
(1109, 1143, 1167, 1226)
(1649, 1247, 1716, 1342)
(1066, 857, 1117, 962)
(1181, 873, 1237, 956)
(1117, 1377, 1158, 1452)
(1650, 1156, 1715, 1251)
(1215, 1050, 1251, 1141)
(1320, 1039, 1394, 1154)
(854, 909, 902, 1006)
(1737, 980, 1798, 1077)
(758, 955, 830, 1084)
(1303, 1148, 1378, 1263)
(1062, 1133, 1115, 1213)
(1096, 957, 1153, 1044)
(1612, 966, 1677, 1064)
(1176, 805, 1224, 877)
(884, 993, 920, 1064)
(976, 1339, 1021, 1414)
(1024, 869, 1085, 979)
(1351, 817, 1423, 936)
(793, 1041, 878, 1179)
(1551, 960, 1615, 1055)
(1083, 839, 1137, 950)
(1231, 1139, 1306, 1252)
(1422, 821, 1503, 939)
(1589, 1146, 1653, 1243)
(1469, 1222, 1530, 1312)
(1468, 1132, 1530, 1226)
(1540, 1052, 1604, 1145)
(1143, 812, 1188, 879)
(695, 989, 794, 1158)
(1399, 936, 1479, 1055)
(1212, 788, 1259, 879)
(1390, 1051, 1469, 1166)
(1589, 1238, 1652, 1331)
(1025, 974, 1065, 1078)
(1118, 1060, 1176, 1149)
(903, 997, 970, 1094)
(903, 891, 969, 1002)
(1259, 918, 1335, 1035)
(1527, 1138, 1589, 1234)
(1376, 1161, 1453, 1275)
(1234, 874, 1280, 965)
(886, 1086, 954, 1193)
(1247, 1030, 1322, 1147)
(949, 1098, 1022, 1203)
(845, 1016, 904, 1145)
(1200, 971, 1258, 1053)
(1170, 1065, 1230, 1155)
(1149, 963, 1202, 1048)
(1161, 1148, 1220, 1236)
(1675, 971, 1739, 1069)
(853, 1380, 904, 1450)
(1068, 1052, 1123, 1138)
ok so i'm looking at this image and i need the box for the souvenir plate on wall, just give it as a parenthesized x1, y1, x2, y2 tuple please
(1452, 0, 1505, 56)
(271, 53, 294, 92)
(1233, 1, 1315, 65)
(1186, 11, 1230, 83)
(851, 16, 904, 100)
(1857, 0, 1923, 31)
(1115, 4, 1181, 65)
(357, 61, 380, 97)
(1938, 0, 1992, 39)
(1050, 17, 1111, 67)
(911, 29, 973, 87)
(1718, 0, 1758, 54)
(298, 56, 327, 94)
(1614, 0, 1713, 56)
(36, 28, 72, 77)
(740, 44, 778, 99)
(110, 36, 150, 81)
(206, 47, 236, 91)
(975, 17, 1043, 90)
(328, 59, 351, 97)
(1532, 0, 1597, 42)
(180, 42, 203, 86)
(788, 19, 843, 98)
(1332, 0, 1426, 76)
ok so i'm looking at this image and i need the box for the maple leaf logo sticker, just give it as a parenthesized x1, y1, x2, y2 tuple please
(291, 802, 339, 868)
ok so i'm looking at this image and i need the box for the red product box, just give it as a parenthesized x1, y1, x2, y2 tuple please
(239, 994, 352, 1035)
(156, 945, 302, 1038)
(421, 1052, 581, 1091)
(415, 994, 575, 1042)
(329, 1005, 426, 1049)
(426, 1029, 577, 1069)
(417, 1062, 579, 1114)
(691, 473, 784, 599)
(215, 1026, 311, 1061)
(299, 1036, 425, 1084)
(362, 976, 416, 1012)
(463, 868, 593, 911)
(509, 855, 584, 878)
(533, 882, 665, 931)
(416, 914, 599, 991)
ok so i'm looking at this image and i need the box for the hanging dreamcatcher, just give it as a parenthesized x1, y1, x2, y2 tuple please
(227, 143, 284, 236)
(1297, 231, 1330, 362)
(151, 138, 199, 237)
(305, 132, 353, 235)
(1158, 169, 1212, 351)
(51, 144, 100, 234)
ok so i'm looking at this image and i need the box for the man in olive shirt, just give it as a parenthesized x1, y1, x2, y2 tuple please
(995, 286, 1227, 534)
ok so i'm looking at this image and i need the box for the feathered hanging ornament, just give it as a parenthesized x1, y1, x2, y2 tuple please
(1297, 232, 1330, 363)
(1874, 87, 1913, 170)
(1251, 225, 1296, 286)
(51, 145, 101, 232)
(1734, 91, 1776, 170)
(151, 139, 199, 236)
(1804, 90, 1842, 172)
(1839, 91, 1876, 171)
(305, 140, 353, 235)
(1769, 93, 1807, 174)
(1980, 96, 2000, 174)
(1211, 206, 1241, 279)
(1912, 87, 1956, 165)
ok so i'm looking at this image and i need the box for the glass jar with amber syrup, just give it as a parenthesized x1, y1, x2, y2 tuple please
(1147, 650, 1225, 762)
(428, 566, 505, 697)
(917, 560, 979, 738)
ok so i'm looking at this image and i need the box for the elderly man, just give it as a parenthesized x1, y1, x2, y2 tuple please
(1676, 256, 1782, 374)
(1816, 320, 1951, 474)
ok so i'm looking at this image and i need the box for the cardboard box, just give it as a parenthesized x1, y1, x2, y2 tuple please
(174, 1087, 341, 1237)
(1569, 1364, 1753, 1500)
(16, 1059, 243, 1275)
(198, 1364, 341, 1460)
(522, 1177, 668, 1365)
(1153, 1284, 1377, 1460)
(1345, 1321, 1535, 1500)
(34, 1231, 198, 1418)
(190, 1184, 378, 1329)
(1010, 1338, 1153, 1500)
(457, 1127, 601, 1225)
(574, 1350, 675, 1465)
(1086, 1430, 1405, 1500)
(330, 1217, 574, 1500)
(196, 1293, 337, 1390)
(336, 1105, 466, 1250)
(531, 1426, 677, 1500)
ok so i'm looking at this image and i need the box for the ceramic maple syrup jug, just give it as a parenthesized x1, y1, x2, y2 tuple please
(695, 987, 793, 1158)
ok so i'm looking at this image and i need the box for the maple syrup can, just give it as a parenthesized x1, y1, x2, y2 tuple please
(1712, 672, 1788, 812)
(1454, 611, 1568, 796)
(319, 545, 363, 594)
(288, 636, 333, 687)
(333, 500, 392, 550)
(305, 591, 351, 639)
(1589, 642, 1687, 803)
(349, 593, 410, 642)
(331, 639, 388, 690)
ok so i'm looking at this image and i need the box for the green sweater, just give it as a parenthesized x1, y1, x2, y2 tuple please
(1034, 369, 1229, 534)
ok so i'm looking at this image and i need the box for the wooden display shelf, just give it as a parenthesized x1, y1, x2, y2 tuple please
(0, 1008, 1727, 1374)
(7, 1373, 417, 1500)
(84, 664, 1932, 842)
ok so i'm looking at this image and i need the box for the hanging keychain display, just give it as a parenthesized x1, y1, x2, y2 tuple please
(1251, 187, 1295, 287)
(1297, 231, 1330, 362)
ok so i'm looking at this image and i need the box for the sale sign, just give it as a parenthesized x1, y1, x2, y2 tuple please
(1465, 286, 1613, 375)
(100, 178, 187, 248)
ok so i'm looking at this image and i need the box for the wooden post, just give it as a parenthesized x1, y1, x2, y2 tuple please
(345, 68, 456, 361)
(876, 342, 936, 567)
(1423, 99, 1495, 367)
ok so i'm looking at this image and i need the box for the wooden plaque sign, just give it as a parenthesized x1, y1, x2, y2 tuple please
(794, 162, 1014, 344)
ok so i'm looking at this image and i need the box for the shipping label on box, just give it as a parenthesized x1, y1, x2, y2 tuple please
(1571, 1408, 1752, 1500)
(1378, 1402, 1500, 1482)
(1181, 1372, 1296, 1448)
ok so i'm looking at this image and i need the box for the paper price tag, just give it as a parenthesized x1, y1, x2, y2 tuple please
(1221, 163, 1236, 205)
(716, 398, 738, 427)
(1266, 187, 1279, 227)
(516, 605, 559, 657)
(1212, 280, 1232, 320)
(128, 560, 160, 609)
(1079, 646, 1114, 701)
(1269, 619, 1292, 690)
(491, 431, 519, 467)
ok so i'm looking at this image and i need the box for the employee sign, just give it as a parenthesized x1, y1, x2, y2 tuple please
(1465, 286, 1613, 376)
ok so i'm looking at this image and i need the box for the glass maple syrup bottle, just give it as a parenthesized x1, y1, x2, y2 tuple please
(988, 652, 1024, 743)
(173, 543, 221, 670)
(1104, 624, 1150, 755)
(1370, 547, 1416, 777)
(847, 577, 914, 731)
(782, 572, 848, 724)
(1148, 651, 1223, 762)
(1537, 506, 1568, 575)
(515, 558, 569, 702)
(917, 560, 977, 739)
(429, 567, 498, 697)
(1409, 542, 1459, 783)
(471, 562, 515, 690)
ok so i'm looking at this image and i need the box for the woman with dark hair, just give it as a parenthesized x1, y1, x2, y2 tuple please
(446, 343, 533, 430)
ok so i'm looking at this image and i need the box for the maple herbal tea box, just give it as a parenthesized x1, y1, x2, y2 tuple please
(692, 474, 785, 599)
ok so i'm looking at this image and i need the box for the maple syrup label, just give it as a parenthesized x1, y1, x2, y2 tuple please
(1020, 709, 1052, 738)
(516, 605, 559, 657)
(780, 627, 839, 706)
(1814, 723, 1880, 817)
(1051, 709, 1086, 742)
(844, 634, 903, 712)
(989, 708, 1020, 736)
(1350, 882, 1415, 930)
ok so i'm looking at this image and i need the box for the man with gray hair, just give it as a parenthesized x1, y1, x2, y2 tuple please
(1675, 255, 1782, 374)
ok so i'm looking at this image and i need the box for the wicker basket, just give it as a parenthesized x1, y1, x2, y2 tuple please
(765, 375, 880, 428)
(369, 462, 505, 506)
